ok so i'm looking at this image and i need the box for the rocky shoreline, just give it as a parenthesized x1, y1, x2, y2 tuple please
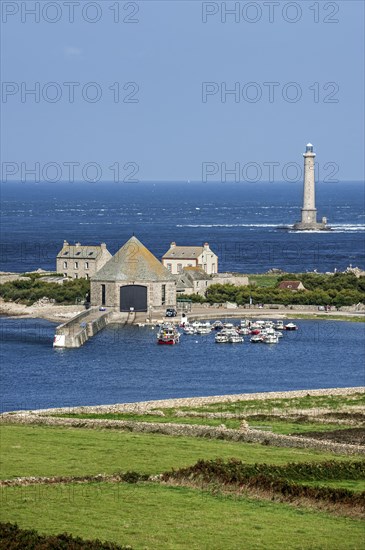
(4, 386, 364, 416)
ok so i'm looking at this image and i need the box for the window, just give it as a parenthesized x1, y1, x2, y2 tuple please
(177, 263, 183, 273)
(212, 263, 216, 274)
(63, 261, 67, 269)
(74, 273, 78, 279)
(167, 263, 172, 272)
(74, 262, 79, 269)
(161, 284, 166, 305)
(85, 274, 89, 279)
(101, 284, 106, 306)
(203, 263, 207, 271)
(85, 262, 89, 270)
(63, 273, 67, 278)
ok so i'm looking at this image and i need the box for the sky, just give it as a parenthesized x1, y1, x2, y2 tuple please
(1, 0, 364, 182)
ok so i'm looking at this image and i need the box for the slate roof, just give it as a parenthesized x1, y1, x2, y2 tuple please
(57, 244, 104, 259)
(278, 280, 305, 290)
(92, 236, 175, 282)
(183, 267, 210, 281)
(163, 245, 204, 259)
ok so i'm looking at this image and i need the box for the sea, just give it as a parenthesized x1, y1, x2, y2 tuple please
(0, 181, 364, 412)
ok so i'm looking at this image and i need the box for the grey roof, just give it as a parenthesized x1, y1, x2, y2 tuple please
(163, 245, 204, 259)
(183, 267, 210, 281)
(92, 236, 175, 282)
(57, 244, 104, 260)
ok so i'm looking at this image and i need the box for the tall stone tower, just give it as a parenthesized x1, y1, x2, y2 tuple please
(293, 143, 328, 230)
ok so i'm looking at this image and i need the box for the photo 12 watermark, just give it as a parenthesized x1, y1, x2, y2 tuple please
(201, 2, 340, 24)
(1, 161, 140, 183)
(1, 1, 140, 24)
(201, 161, 339, 183)
(202, 82, 339, 104)
(1, 81, 140, 104)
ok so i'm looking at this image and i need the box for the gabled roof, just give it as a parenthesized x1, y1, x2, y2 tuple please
(57, 243, 107, 259)
(278, 280, 305, 290)
(92, 236, 175, 282)
(163, 246, 204, 259)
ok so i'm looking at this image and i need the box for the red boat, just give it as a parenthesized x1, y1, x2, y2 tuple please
(157, 324, 180, 345)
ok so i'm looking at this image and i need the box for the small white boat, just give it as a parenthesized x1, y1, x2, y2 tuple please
(237, 327, 251, 335)
(250, 335, 263, 343)
(263, 334, 279, 344)
(215, 332, 229, 343)
(183, 326, 196, 335)
(229, 334, 244, 343)
(275, 331, 283, 338)
(212, 320, 224, 330)
(196, 326, 212, 335)
(274, 320, 284, 330)
(285, 323, 298, 331)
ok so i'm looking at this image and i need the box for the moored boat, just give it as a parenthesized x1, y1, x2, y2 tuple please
(285, 323, 298, 331)
(250, 334, 264, 343)
(157, 323, 180, 345)
(263, 334, 279, 344)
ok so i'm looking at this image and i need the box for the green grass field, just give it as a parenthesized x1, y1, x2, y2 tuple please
(52, 412, 352, 436)
(1, 389, 364, 549)
(0, 424, 352, 480)
(1, 482, 364, 550)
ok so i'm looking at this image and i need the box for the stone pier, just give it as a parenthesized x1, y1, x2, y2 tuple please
(53, 307, 113, 348)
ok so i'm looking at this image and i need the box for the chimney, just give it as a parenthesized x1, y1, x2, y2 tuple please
(75, 242, 81, 247)
(63, 240, 69, 246)
(170, 242, 176, 248)
(101, 242, 106, 250)
(203, 242, 209, 250)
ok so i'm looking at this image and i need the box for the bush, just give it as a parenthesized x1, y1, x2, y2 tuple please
(0, 522, 131, 549)
(0, 278, 90, 306)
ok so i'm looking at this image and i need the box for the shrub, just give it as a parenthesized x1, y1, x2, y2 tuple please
(0, 522, 131, 549)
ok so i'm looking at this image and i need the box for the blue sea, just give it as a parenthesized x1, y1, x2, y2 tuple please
(1, 181, 364, 273)
(0, 181, 364, 412)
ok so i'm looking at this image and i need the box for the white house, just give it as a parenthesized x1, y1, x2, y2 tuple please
(162, 242, 218, 275)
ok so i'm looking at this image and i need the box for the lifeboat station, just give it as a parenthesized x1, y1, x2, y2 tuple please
(53, 236, 249, 348)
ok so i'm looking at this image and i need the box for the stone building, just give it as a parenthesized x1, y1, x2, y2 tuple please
(162, 242, 218, 275)
(90, 236, 176, 312)
(56, 241, 112, 279)
(176, 268, 249, 297)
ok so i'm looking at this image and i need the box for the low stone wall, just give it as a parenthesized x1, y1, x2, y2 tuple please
(1, 413, 363, 456)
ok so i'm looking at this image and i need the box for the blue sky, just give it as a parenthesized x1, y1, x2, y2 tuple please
(1, 0, 364, 181)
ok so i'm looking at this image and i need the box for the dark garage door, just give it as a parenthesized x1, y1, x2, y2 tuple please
(120, 285, 148, 312)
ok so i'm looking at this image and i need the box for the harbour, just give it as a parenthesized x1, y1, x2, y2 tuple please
(1, 315, 364, 413)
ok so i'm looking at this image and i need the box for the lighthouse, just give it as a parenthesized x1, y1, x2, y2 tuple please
(293, 144, 329, 231)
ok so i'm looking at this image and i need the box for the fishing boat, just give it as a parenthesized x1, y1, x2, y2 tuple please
(212, 320, 224, 330)
(157, 323, 180, 345)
